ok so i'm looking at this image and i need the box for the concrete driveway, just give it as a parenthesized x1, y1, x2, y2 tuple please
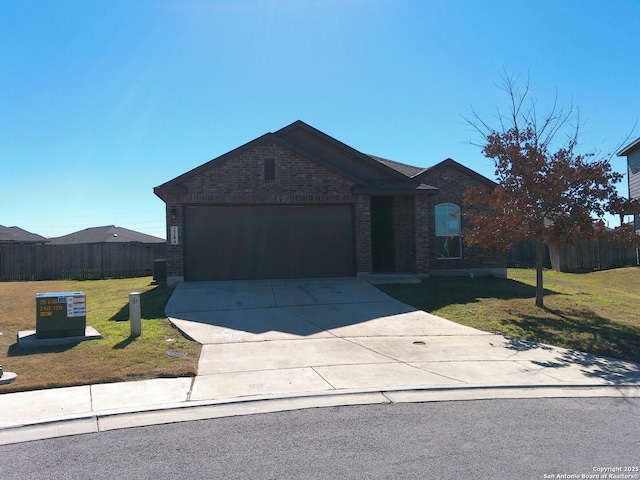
(166, 277, 640, 402)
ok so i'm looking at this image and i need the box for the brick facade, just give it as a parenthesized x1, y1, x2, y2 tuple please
(414, 195, 431, 274)
(417, 161, 507, 274)
(180, 140, 356, 203)
(155, 122, 506, 283)
(161, 140, 371, 281)
(355, 195, 372, 275)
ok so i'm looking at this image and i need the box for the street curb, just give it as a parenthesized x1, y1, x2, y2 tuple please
(2, 383, 639, 445)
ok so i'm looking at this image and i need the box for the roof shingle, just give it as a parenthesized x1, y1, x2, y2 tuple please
(366, 154, 427, 177)
(0, 225, 48, 244)
(48, 226, 165, 245)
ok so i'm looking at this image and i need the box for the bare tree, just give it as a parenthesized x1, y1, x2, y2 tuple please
(463, 73, 631, 308)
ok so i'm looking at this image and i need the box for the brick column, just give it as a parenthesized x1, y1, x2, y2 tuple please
(355, 195, 372, 274)
(166, 198, 184, 284)
(414, 195, 430, 274)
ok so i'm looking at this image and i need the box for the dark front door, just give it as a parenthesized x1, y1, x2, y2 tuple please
(184, 205, 355, 281)
(371, 196, 395, 272)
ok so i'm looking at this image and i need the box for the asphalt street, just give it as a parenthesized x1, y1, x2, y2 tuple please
(1, 397, 638, 480)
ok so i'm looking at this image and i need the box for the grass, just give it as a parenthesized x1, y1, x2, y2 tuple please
(0, 277, 200, 393)
(377, 267, 640, 363)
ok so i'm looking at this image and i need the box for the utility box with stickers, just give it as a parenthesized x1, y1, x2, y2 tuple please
(35, 292, 86, 339)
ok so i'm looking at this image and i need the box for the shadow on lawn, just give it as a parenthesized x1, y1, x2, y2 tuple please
(508, 306, 640, 362)
(112, 336, 137, 349)
(502, 306, 640, 381)
(7, 342, 78, 357)
(377, 276, 557, 312)
(110, 284, 174, 322)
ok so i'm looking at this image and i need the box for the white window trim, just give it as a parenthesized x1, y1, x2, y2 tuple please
(435, 203, 462, 260)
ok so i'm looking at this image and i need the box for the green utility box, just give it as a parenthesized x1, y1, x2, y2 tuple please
(35, 291, 86, 339)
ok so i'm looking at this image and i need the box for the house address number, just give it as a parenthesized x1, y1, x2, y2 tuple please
(170, 226, 179, 245)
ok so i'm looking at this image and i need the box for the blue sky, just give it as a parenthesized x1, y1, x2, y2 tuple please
(2, 0, 638, 239)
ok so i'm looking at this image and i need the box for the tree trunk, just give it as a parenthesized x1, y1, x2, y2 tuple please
(535, 238, 545, 308)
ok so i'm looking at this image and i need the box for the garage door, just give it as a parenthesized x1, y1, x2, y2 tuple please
(184, 205, 355, 281)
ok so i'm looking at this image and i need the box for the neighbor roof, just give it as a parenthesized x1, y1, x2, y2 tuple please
(0, 225, 48, 244)
(48, 226, 165, 245)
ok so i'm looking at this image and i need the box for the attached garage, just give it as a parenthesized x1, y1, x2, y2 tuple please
(184, 205, 355, 281)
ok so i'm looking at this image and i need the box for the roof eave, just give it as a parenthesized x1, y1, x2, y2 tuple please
(618, 137, 640, 157)
(154, 185, 188, 197)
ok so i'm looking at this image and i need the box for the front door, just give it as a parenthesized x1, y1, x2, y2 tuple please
(371, 196, 395, 272)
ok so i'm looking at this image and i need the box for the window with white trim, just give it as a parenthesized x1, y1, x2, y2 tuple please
(435, 203, 462, 259)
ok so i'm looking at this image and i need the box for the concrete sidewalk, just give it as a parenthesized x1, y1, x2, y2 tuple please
(2, 277, 640, 445)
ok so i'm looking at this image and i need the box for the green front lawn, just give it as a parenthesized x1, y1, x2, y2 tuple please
(0, 277, 200, 393)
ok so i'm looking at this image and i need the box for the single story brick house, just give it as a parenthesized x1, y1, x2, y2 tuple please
(154, 120, 506, 285)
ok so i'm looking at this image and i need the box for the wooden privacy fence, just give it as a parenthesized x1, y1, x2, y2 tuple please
(508, 239, 639, 272)
(0, 243, 167, 281)
(507, 241, 551, 269)
(549, 239, 638, 273)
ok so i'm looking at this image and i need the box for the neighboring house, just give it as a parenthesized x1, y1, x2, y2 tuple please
(618, 137, 640, 233)
(48, 225, 165, 245)
(154, 120, 506, 285)
(1, 225, 165, 281)
(0, 225, 48, 244)
(1, 225, 166, 281)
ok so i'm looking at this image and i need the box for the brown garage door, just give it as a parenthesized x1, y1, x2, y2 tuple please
(184, 205, 355, 281)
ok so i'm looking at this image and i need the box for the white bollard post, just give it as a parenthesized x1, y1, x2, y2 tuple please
(129, 292, 141, 337)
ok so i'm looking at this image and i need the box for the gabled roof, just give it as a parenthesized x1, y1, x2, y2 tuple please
(0, 225, 48, 244)
(618, 137, 640, 157)
(154, 120, 435, 197)
(153, 120, 499, 200)
(413, 158, 497, 187)
(154, 130, 376, 194)
(48, 226, 165, 245)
